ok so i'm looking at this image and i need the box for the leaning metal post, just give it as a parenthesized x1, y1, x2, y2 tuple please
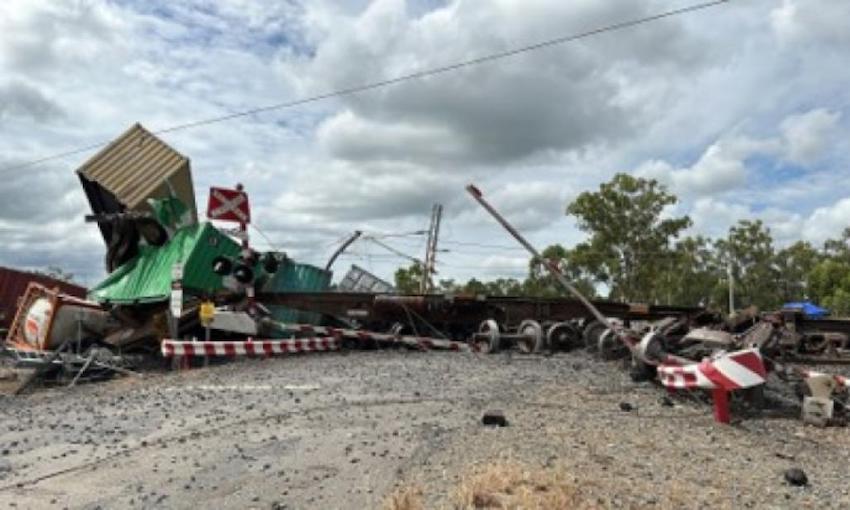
(465, 186, 617, 330)
(465, 184, 690, 366)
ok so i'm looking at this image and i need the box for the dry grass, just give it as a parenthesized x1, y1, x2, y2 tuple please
(452, 461, 593, 509)
(383, 484, 425, 510)
(384, 461, 604, 509)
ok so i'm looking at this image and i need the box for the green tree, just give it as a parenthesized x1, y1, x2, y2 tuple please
(656, 236, 722, 307)
(774, 241, 822, 301)
(807, 229, 850, 316)
(34, 266, 76, 284)
(453, 277, 519, 296)
(460, 278, 488, 295)
(715, 220, 781, 310)
(435, 279, 460, 293)
(823, 227, 850, 257)
(566, 173, 691, 302)
(394, 263, 424, 294)
(483, 278, 525, 296)
(808, 258, 850, 315)
(527, 244, 596, 298)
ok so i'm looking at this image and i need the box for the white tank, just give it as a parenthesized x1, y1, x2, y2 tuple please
(21, 297, 110, 350)
(23, 297, 52, 348)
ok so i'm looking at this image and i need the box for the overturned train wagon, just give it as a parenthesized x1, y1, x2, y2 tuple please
(258, 291, 707, 353)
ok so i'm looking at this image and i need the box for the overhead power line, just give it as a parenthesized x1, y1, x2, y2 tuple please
(2, 0, 728, 173)
(364, 230, 428, 239)
(441, 239, 528, 251)
(365, 237, 423, 265)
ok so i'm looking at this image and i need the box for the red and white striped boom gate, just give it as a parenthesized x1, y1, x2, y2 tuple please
(268, 321, 478, 352)
(657, 348, 767, 424)
(162, 337, 340, 357)
(161, 321, 480, 362)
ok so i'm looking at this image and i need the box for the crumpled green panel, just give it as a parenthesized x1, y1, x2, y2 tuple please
(148, 196, 192, 231)
(89, 222, 241, 304)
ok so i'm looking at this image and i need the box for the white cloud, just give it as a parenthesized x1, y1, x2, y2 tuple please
(635, 106, 842, 199)
(475, 255, 528, 279)
(771, 0, 850, 47)
(674, 142, 746, 195)
(0, 80, 63, 121)
(636, 137, 776, 197)
(317, 110, 467, 164)
(685, 195, 850, 249)
(689, 198, 752, 239)
(802, 198, 850, 245)
(780, 108, 840, 165)
(299, 0, 707, 167)
(758, 207, 804, 244)
(269, 159, 464, 224)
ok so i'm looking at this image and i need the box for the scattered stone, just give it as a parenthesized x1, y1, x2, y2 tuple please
(482, 410, 508, 427)
(619, 402, 635, 412)
(659, 396, 674, 407)
(784, 468, 808, 487)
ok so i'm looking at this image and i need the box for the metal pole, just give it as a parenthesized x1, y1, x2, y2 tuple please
(466, 185, 614, 328)
(421, 207, 434, 294)
(727, 259, 735, 314)
(430, 204, 442, 291)
(325, 230, 363, 271)
(13, 339, 72, 395)
(420, 204, 443, 294)
(235, 183, 256, 315)
(68, 354, 95, 388)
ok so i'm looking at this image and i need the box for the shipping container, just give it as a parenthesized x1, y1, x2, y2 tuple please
(262, 259, 332, 325)
(77, 123, 198, 244)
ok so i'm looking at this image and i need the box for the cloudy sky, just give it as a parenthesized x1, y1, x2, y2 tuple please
(1, 0, 848, 287)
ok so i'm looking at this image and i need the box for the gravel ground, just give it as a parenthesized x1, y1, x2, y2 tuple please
(0, 350, 849, 509)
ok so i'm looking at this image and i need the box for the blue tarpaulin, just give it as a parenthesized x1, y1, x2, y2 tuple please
(783, 301, 829, 317)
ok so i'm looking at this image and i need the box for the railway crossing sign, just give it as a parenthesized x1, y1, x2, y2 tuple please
(207, 186, 250, 224)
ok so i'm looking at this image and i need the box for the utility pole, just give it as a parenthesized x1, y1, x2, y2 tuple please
(420, 204, 443, 294)
(727, 259, 735, 315)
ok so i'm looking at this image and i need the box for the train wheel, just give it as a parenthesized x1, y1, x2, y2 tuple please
(629, 355, 657, 382)
(583, 320, 607, 353)
(475, 319, 501, 354)
(546, 322, 581, 351)
(598, 328, 628, 360)
(517, 319, 544, 353)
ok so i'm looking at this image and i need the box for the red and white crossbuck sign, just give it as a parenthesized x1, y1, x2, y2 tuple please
(207, 187, 250, 223)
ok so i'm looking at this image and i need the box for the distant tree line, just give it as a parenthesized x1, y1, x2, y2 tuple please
(395, 173, 850, 315)
(33, 266, 77, 284)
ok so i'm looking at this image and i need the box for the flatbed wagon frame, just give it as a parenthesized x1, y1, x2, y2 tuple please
(259, 291, 706, 339)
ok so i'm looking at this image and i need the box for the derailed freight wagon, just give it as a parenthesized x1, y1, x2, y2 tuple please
(0, 267, 87, 334)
